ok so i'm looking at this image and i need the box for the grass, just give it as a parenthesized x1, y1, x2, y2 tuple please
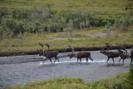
(0, 0, 129, 16)
(5, 72, 128, 89)
(0, 27, 133, 54)
(0, 0, 132, 54)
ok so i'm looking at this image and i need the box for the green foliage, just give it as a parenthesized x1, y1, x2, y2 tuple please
(0, 0, 131, 38)
(129, 65, 133, 85)
(113, 16, 131, 31)
(124, 65, 133, 89)
(5, 72, 132, 89)
(0, 9, 116, 38)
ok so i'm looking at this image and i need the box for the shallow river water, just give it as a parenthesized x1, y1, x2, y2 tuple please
(0, 50, 131, 88)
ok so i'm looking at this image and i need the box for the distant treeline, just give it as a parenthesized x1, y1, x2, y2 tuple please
(0, 7, 132, 38)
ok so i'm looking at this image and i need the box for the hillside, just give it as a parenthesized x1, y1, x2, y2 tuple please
(0, 0, 129, 15)
(0, 0, 132, 54)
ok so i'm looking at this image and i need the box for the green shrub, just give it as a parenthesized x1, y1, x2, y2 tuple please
(126, 65, 133, 89)
(0, 8, 119, 38)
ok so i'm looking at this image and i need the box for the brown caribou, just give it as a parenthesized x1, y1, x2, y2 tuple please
(39, 50, 59, 63)
(100, 49, 120, 64)
(69, 52, 93, 62)
(68, 46, 93, 62)
(100, 48, 129, 64)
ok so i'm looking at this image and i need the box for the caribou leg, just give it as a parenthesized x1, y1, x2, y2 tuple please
(54, 56, 59, 63)
(107, 57, 110, 64)
(122, 59, 125, 64)
(112, 58, 115, 64)
(57, 57, 59, 62)
(86, 58, 88, 62)
(49, 58, 52, 63)
(89, 56, 93, 61)
(77, 58, 79, 62)
(131, 58, 133, 64)
(80, 58, 82, 62)
(119, 58, 121, 63)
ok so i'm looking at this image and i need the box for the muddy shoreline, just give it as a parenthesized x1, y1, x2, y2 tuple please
(0, 44, 133, 57)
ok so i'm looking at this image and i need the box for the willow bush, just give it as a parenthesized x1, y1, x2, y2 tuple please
(0, 6, 129, 38)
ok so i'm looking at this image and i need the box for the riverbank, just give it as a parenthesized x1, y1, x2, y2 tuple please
(0, 44, 133, 57)
(0, 27, 133, 56)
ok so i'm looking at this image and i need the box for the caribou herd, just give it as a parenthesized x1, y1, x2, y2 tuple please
(38, 44, 133, 65)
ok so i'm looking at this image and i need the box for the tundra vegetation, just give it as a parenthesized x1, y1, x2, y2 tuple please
(0, 0, 132, 54)
(5, 65, 133, 89)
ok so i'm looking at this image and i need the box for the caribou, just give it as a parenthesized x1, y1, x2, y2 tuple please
(38, 43, 59, 63)
(100, 48, 130, 64)
(100, 49, 120, 64)
(68, 46, 93, 62)
(69, 52, 93, 62)
(39, 50, 59, 63)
